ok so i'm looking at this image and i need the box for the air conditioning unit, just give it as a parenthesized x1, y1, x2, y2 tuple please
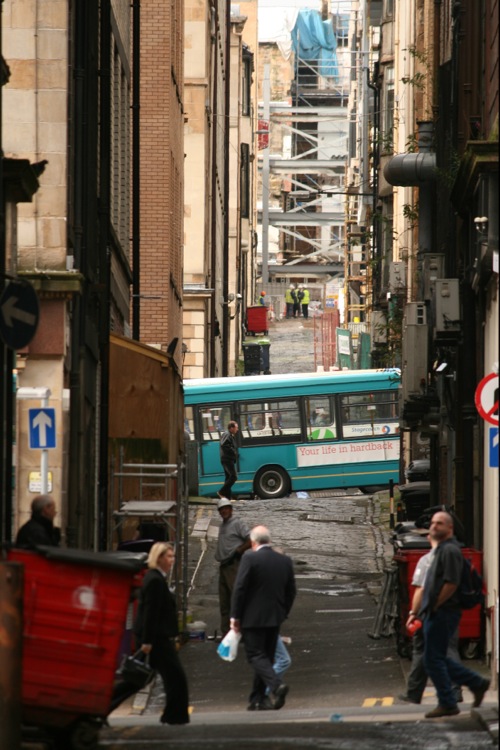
(422, 254, 445, 299)
(404, 302, 427, 326)
(401, 324, 429, 401)
(389, 261, 406, 292)
(434, 279, 460, 335)
(371, 310, 387, 343)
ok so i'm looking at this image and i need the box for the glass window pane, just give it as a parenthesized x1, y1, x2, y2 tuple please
(340, 391, 399, 438)
(240, 400, 301, 440)
(305, 396, 336, 440)
(199, 405, 233, 441)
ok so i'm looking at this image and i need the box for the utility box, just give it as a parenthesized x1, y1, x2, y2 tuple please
(389, 262, 406, 292)
(404, 302, 427, 326)
(434, 279, 460, 337)
(422, 253, 445, 299)
(371, 310, 387, 343)
(401, 324, 428, 401)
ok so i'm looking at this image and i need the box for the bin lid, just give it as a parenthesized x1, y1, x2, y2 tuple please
(30, 546, 147, 572)
(394, 536, 431, 550)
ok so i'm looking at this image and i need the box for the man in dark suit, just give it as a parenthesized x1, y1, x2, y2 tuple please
(230, 525, 296, 711)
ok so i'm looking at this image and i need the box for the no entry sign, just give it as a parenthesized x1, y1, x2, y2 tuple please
(475, 372, 499, 426)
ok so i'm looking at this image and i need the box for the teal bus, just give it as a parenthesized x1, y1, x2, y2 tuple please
(184, 369, 401, 499)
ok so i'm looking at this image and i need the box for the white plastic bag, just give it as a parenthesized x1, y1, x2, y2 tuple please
(217, 629, 241, 662)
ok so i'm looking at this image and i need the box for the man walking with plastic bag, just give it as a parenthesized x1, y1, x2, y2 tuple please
(230, 525, 296, 711)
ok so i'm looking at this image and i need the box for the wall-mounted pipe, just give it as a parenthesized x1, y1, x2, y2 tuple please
(383, 152, 436, 186)
(383, 122, 436, 259)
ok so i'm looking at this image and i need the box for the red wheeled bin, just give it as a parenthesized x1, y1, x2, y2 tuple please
(245, 305, 268, 335)
(7, 545, 145, 750)
(393, 541, 483, 658)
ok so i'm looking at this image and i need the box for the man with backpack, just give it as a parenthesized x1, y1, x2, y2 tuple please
(418, 510, 489, 718)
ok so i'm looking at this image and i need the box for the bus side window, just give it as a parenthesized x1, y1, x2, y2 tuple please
(199, 405, 232, 441)
(306, 397, 335, 440)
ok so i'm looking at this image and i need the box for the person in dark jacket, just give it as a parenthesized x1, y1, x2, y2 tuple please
(16, 494, 61, 548)
(218, 421, 239, 500)
(134, 542, 190, 724)
(230, 525, 296, 711)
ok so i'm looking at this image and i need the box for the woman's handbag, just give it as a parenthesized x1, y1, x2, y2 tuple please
(118, 649, 155, 689)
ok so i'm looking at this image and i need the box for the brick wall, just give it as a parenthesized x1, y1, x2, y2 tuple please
(140, 0, 184, 365)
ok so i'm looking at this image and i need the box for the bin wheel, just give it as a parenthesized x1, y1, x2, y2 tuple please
(254, 466, 290, 499)
(459, 639, 481, 660)
(52, 718, 102, 750)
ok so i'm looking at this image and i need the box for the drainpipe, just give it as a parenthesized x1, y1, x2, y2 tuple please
(222, 0, 231, 377)
(209, 4, 218, 377)
(98, 0, 111, 551)
(383, 120, 437, 296)
(383, 121, 438, 503)
(132, 0, 140, 340)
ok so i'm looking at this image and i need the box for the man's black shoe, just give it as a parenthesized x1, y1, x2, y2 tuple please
(247, 697, 273, 711)
(398, 693, 420, 704)
(273, 684, 289, 710)
(472, 679, 490, 708)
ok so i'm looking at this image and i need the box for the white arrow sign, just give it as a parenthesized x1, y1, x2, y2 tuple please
(29, 408, 56, 450)
(33, 410, 53, 447)
(1, 294, 37, 327)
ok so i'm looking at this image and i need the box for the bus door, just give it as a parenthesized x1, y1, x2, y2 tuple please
(197, 404, 234, 479)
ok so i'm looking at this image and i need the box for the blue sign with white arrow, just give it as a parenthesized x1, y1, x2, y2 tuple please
(29, 408, 56, 450)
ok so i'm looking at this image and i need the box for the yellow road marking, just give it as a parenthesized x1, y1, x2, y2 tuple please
(363, 697, 394, 707)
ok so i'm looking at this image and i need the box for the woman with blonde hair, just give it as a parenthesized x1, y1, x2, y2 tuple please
(134, 542, 190, 724)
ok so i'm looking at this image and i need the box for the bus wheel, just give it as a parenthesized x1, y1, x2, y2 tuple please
(254, 466, 290, 499)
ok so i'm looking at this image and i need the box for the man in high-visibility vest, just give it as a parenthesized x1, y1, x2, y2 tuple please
(299, 285, 310, 319)
(284, 285, 296, 319)
(259, 291, 268, 306)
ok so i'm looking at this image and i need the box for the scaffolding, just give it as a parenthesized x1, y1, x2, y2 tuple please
(109, 450, 189, 630)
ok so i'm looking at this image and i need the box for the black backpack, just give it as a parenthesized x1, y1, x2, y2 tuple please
(458, 557, 485, 610)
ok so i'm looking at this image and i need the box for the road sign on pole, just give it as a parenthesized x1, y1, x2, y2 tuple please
(0, 280, 39, 349)
(28, 408, 56, 450)
(475, 372, 499, 426)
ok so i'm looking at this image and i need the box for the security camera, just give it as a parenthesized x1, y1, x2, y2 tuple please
(236, 293, 242, 300)
(227, 293, 235, 303)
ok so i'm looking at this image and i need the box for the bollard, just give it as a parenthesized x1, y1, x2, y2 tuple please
(389, 479, 395, 529)
(0, 561, 24, 750)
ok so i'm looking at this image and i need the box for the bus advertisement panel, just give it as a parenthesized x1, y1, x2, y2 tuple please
(184, 369, 401, 499)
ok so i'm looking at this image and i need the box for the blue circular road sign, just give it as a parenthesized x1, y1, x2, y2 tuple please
(0, 280, 40, 349)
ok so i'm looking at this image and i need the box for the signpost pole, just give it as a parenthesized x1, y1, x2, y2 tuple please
(41, 393, 49, 494)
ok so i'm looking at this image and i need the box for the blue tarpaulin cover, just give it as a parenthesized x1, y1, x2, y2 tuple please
(291, 9, 339, 79)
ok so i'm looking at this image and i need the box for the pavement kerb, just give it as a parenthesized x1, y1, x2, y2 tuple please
(471, 705, 499, 741)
